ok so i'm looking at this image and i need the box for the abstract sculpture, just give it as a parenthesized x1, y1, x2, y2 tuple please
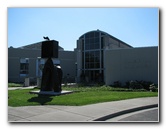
(41, 40, 62, 92)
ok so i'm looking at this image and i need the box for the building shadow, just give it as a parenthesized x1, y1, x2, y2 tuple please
(27, 95, 53, 105)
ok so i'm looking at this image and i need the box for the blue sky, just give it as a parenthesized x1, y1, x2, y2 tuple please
(8, 8, 158, 50)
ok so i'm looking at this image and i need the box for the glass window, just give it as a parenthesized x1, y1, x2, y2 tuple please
(85, 33, 90, 38)
(20, 63, 29, 74)
(95, 37, 99, 43)
(101, 50, 103, 68)
(20, 58, 29, 76)
(82, 52, 84, 69)
(82, 39, 84, 51)
(90, 43, 93, 49)
(90, 38, 94, 43)
(94, 51, 99, 57)
(80, 31, 105, 83)
(85, 39, 89, 44)
(89, 32, 94, 37)
(84, 51, 100, 69)
(94, 43, 99, 49)
(101, 37, 104, 49)
(85, 44, 89, 50)
(84, 32, 100, 50)
(95, 32, 99, 37)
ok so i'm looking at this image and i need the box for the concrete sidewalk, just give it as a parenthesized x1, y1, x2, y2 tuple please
(8, 86, 37, 90)
(8, 97, 158, 122)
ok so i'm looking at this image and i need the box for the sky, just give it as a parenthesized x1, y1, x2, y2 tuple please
(8, 8, 158, 51)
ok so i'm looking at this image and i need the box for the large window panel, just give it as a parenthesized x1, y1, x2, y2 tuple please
(20, 58, 29, 76)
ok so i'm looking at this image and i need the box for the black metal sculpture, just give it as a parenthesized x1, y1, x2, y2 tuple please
(41, 40, 62, 92)
(43, 36, 50, 41)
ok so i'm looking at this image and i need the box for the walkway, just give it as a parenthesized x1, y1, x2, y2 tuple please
(8, 97, 158, 122)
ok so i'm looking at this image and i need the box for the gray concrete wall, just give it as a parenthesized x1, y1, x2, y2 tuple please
(103, 35, 132, 49)
(8, 48, 41, 58)
(8, 48, 76, 83)
(8, 57, 20, 82)
(59, 51, 76, 82)
(76, 49, 82, 82)
(104, 47, 158, 85)
(8, 48, 40, 82)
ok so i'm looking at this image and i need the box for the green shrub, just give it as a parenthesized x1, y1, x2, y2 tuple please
(113, 81, 121, 88)
(129, 80, 143, 89)
(149, 83, 158, 92)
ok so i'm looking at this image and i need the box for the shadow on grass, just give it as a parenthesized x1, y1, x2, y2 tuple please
(27, 95, 53, 105)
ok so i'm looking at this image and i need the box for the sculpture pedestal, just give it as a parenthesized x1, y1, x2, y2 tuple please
(24, 78, 30, 87)
(37, 78, 41, 88)
(29, 90, 73, 96)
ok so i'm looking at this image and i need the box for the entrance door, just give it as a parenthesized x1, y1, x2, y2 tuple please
(85, 70, 102, 83)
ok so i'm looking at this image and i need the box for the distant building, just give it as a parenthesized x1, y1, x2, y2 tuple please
(8, 30, 158, 85)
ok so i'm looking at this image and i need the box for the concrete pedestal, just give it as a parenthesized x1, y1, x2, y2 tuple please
(37, 78, 41, 88)
(24, 78, 29, 87)
(29, 90, 73, 96)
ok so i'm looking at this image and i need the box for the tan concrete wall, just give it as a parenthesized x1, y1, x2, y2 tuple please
(104, 47, 158, 85)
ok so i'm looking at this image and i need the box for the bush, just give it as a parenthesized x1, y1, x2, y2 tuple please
(125, 80, 158, 91)
(113, 81, 121, 88)
(129, 80, 143, 89)
(149, 83, 158, 92)
(138, 81, 153, 90)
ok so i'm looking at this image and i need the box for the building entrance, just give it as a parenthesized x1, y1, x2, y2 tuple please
(85, 70, 103, 83)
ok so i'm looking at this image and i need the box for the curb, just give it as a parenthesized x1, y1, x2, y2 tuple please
(93, 104, 158, 121)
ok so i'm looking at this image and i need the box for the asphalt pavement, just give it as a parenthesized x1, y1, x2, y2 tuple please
(106, 107, 158, 122)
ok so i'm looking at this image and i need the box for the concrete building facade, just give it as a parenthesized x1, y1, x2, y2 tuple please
(76, 30, 158, 85)
(104, 47, 158, 85)
(8, 43, 76, 83)
(76, 30, 133, 83)
(8, 30, 158, 86)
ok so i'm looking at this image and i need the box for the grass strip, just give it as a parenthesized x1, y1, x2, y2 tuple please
(8, 87, 158, 107)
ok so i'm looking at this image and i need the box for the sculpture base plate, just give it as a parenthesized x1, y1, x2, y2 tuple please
(29, 90, 73, 96)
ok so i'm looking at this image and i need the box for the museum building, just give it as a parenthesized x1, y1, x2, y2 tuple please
(8, 30, 158, 85)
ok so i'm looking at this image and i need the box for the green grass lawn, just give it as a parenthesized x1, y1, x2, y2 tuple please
(8, 83, 23, 87)
(8, 86, 158, 107)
